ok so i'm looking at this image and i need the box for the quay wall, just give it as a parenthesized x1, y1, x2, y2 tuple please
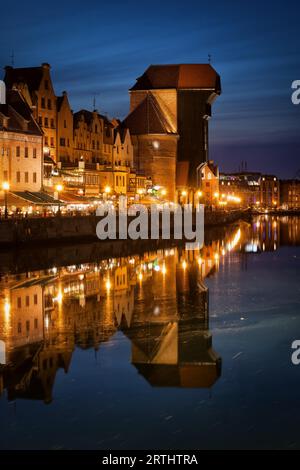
(0, 210, 249, 246)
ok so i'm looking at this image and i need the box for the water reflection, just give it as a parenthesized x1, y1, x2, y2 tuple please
(0, 215, 299, 404)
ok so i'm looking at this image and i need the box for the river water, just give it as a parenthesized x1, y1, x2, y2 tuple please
(0, 215, 299, 450)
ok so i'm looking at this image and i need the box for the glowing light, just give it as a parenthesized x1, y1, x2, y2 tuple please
(226, 228, 241, 252)
(182, 260, 187, 270)
(153, 306, 160, 316)
(214, 192, 219, 199)
(104, 186, 111, 194)
(55, 184, 63, 192)
(214, 253, 219, 261)
(138, 272, 143, 281)
(227, 195, 241, 203)
(137, 188, 144, 195)
(54, 289, 63, 304)
(161, 264, 167, 275)
(4, 299, 10, 318)
(154, 265, 160, 272)
(221, 248, 226, 256)
(197, 191, 203, 197)
(152, 140, 160, 150)
(2, 181, 10, 191)
(105, 279, 111, 290)
(181, 190, 187, 197)
(161, 189, 167, 196)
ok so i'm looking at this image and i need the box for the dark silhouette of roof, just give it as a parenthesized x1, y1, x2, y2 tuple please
(0, 89, 42, 135)
(123, 93, 174, 135)
(4, 65, 44, 94)
(130, 64, 221, 92)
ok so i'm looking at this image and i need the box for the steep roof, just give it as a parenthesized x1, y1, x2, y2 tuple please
(130, 64, 221, 93)
(74, 109, 94, 127)
(4, 66, 44, 94)
(123, 93, 174, 135)
(0, 89, 42, 135)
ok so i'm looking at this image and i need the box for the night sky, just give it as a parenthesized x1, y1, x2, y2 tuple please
(1, 0, 299, 177)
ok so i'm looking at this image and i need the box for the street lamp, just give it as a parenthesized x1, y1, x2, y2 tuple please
(55, 184, 64, 215)
(2, 181, 10, 219)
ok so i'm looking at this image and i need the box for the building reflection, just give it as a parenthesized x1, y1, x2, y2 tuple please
(0, 216, 298, 403)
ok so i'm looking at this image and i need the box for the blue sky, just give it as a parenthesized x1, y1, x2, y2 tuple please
(1, 0, 299, 177)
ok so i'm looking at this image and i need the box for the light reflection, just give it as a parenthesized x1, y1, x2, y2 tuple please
(0, 215, 298, 403)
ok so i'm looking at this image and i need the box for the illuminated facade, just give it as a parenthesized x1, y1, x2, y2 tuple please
(4, 63, 58, 163)
(0, 87, 43, 193)
(124, 64, 221, 200)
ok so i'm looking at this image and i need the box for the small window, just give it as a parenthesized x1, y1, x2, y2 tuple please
(25, 172, 29, 183)
(38, 116, 42, 125)
(41, 97, 45, 108)
(18, 322, 22, 334)
(64, 119, 67, 128)
(33, 172, 37, 183)
(44, 117, 48, 127)
(17, 297, 22, 308)
(16, 146, 20, 157)
(16, 171, 20, 183)
(26, 320, 30, 332)
(34, 294, 38, 305)
(34, 318, 38, 329)
(44, 136, 48, 146)
(50, 137, 54, 147)
(47, 99, 52, 110)
(25, 147, 29, 158)
(33, 148, 37, 159)
(50, 118, 55, 128)
(26, 295, 30, 307)
(60, 138, 65, 147)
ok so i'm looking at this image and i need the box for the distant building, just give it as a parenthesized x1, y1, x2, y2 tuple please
(0, 87, 43, 192)
(260, 174, 279, 209)
(280, 179, 300, 209)
(219, 172, 261, 207)
(124, 64, 221, 200)
(197, 160, 219, 207)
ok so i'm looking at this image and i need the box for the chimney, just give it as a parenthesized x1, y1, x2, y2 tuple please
(0, 80, 6, 104)
(41, 62, 50, 69)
